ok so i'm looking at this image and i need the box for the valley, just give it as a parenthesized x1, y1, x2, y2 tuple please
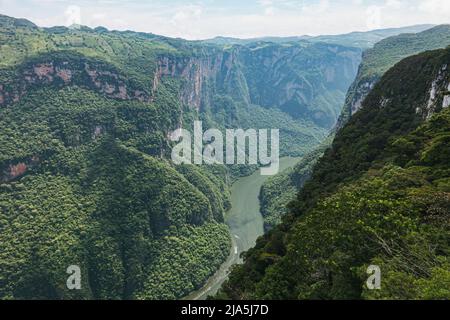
(0, 12, 448, 301)
(218, 45, 450, 301)
(184, 157, 301, 300)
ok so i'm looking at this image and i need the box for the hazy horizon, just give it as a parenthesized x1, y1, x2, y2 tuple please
(0, 0, 449, 40)
(0, 11, 438, 42)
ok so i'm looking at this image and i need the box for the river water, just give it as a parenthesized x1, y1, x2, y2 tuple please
(183, 157, 301, 300)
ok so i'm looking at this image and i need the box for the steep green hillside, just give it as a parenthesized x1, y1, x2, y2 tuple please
(259, 145, 328, 231)
(217, 48, 450, 300)
(0, 14, 362, 299)
(0, 17, 227, 300)
(0, 84, 232, 299)
(338, 25, 450, 128)
(0, 14, 361, 157)
(259, 26, 450, 231)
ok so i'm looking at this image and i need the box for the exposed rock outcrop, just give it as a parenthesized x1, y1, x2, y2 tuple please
(152, 43, 361, 128)
(422, 64, 450, 119)
(0, 53, 152, 106)
(1, 156, 40, 183)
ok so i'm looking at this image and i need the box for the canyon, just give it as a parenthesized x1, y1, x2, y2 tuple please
(1, 13, 448, 300)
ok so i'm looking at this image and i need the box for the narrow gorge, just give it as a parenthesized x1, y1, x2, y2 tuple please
(1, 13, 448, 301)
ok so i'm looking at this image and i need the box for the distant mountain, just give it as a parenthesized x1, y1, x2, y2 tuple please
(218, 46, 450, 300)
(204, 25, 435, 48)
(307, 24, 435, 48)
(0, 14, 37, 29)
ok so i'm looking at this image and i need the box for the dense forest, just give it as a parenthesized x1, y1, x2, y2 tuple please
(258, 25, 450, 233)
(1, 12, 448, 300)
(0, 13, 361, 299)
(0, 15, 229, 299)
(217, 48, 450, 299)
(0, 84, 234, 299)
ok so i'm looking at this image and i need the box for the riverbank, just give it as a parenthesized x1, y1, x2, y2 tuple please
(183, 157, 301, 300)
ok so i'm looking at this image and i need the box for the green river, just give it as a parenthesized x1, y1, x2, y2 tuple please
(184, 157, 301, 300)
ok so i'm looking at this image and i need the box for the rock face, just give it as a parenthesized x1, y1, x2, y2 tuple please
(1, 156, 40, 183)
(0, 53, 152, 106)
(153, 43, 361, 129)
(238, 43, 361, 128)
(346, 77, 377, 116)
(443, 83, 450, 109)
(422, 64, 450, 119)
(335, 25, 450, 131)
(1, 43, 360, 130)
(152, 50, 244, 111)
(6, 163, 27, 180)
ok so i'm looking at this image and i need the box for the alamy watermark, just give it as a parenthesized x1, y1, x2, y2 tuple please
(66, 265, 81, 290)
(366, 265, 381, 290)
(169, 121, 280, 175)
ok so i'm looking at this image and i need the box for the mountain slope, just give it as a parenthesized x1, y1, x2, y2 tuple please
(0, 14, 362, 157)
(0, 14, 361, 299)
(338, 25, 450, 128)
(217, 47, 450, 300)
(259, 25, 450, 231)
(0, 83, 233, 299)
(0, 16, 231, 300)
(259, 143, 328, 231)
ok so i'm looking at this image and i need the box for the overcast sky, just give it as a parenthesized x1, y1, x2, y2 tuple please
(1, 0, 450, 40)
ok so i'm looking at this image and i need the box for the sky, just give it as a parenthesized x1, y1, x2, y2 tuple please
(0, 0, 450, 40)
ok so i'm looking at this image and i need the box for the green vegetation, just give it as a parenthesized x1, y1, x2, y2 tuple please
(259, 145, 328, 231)
(0, 85, 232, 299)
(0, 13, 358, 299)
(261, 25, 450, 233)
(217, 48, 450, 300)
(3, 13, 445, 300)
(338, 25, 450, 127)
(137, 223, 231, 300)
(0, 17, 231, 300)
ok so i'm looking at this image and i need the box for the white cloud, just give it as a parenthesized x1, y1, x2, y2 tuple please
(366, 6, 382, 30)
(419, 0, 450, 15)
(264, 6, 275, 16)
(64, 5, 81, 27)
(0, 0, 449, 40)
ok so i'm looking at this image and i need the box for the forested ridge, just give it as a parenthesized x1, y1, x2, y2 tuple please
(0, 85, 233, 299)
(1, 12, 448, 300)
(0, 13, 360, 299)
(0, 16, 230, 300)
(258, 25, 450, 233)
(217, 48, 450, 300)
